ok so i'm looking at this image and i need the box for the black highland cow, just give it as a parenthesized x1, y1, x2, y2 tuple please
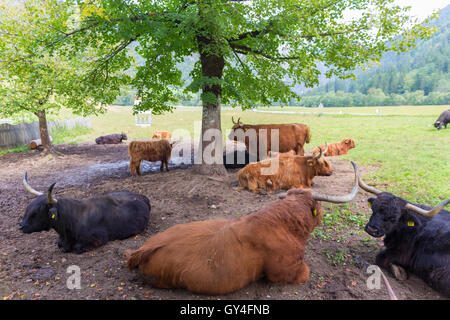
(19, 172, 151, 253)
(359, 177, 450, 297)
(95, 133, 128, 144)
(433, 109, 450, 130)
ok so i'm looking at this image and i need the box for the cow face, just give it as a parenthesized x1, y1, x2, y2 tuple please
(434, 121, 442, 130)
(364, 193, 405, 237)
(343, 139, 355, 149)
(19, 195, 54, 234)
(121, 133, 128, 141)
(307, 157, 333, 176)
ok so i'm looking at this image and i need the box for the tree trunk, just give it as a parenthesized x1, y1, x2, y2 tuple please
(35, 109, 55, 154)
(193, 38, 227, 176)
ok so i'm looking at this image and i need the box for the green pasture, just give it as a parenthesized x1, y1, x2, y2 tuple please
(13, 105, 450, 204)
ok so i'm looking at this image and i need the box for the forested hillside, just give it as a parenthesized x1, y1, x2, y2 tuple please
(300, 5, 450, 107)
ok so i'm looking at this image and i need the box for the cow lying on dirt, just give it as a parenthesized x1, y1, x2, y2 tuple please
(236, 145, 331, 193)
(19, 173, 151, 254)
(128, 139, 174, 175)
(126, 162, 359, 295)
(313, 139, 355, 157)
(228, 117, 311, 158)
(95, 133, 127, 144)
(359, 177, 450, 297)
(152, 131, 172, 139)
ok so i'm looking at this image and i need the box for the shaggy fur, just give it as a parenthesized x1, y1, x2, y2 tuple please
(128, 139, 173, 175)
(237, 154, 333, 193)
(312, 139, 355, 156)
(228, 122, 311, 158)
(152, 131, 172, 139)
(365, 192, 450, 297)
(126, 189, 323, 295)
(433, 109, 449, 130)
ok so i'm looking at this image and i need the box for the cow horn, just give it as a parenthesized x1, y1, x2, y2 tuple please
(311, 161, 359, 203)
(358, 176, 383, 195)
(313, 143, 328, 160)
(47, 183, 58, 204)
(232, 116, 236, 124)
(404, 199, 450, 218)
(23, 172, 43, 197)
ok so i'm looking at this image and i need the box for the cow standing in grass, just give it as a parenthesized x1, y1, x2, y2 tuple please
(359, 177, 450, 297)
(19, 173, 151, 253)
(228, 117, 311, 158)
(433, 109, 450, 130)
(126, 163, 359, 295)
(128, 139, 174, 175)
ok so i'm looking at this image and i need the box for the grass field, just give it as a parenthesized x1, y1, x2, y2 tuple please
(16, 105, 450, 204)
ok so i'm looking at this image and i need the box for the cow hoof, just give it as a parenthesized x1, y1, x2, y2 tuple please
(390, 264, 407, 281)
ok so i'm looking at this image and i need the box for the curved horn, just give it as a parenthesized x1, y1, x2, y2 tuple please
(313, 143, 328, 160)
(47, 183, 58, 204)
(358, 176, 383, 195)
(232, 116, 236, 124)
(311, 161, 359, 203)
(23, 172, 43, 197)
(405, 199, 450, 218)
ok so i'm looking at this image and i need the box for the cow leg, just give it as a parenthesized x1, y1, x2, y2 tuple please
(73, 243, 87, 254)
(160, 161, 164, 172)
(137, 163, 142, 176)
(294, 261, 310, 284)
(376, 249, 408, 281)
(165, 157, 170, 171)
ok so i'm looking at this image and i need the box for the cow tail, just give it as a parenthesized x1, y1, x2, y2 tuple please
(305, 127, 311, 144)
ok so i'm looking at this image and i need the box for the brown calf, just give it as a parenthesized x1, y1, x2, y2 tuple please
(313, 139, 355, 157)
(237, 146, 332, 193)
(228, 118, 311, 158)
(128, 139, 173, 175)
(152, 131, 172, 139)
(125, 163, 359, 295)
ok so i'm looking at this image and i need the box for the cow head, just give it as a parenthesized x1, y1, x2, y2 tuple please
(228, 117, 246, 141)
(359, 176, 449, 237)
(19, 172, 58, 234)
(434, 121, 442, 130)
(307, 144, 333, 176)
(121, 133, 128, 141)
(343, 138, 355, 149)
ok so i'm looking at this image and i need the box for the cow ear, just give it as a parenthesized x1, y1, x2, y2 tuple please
(368, 198, 374, 208)
(48, 207, 58, 221)
(307, 159, 314, 167)
(399, 211, 421, 228)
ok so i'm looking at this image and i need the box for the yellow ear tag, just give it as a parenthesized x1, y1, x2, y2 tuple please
(368, 202, 371, 208)
(51, 214, 55, 219)
(407, 221, 414, 227)
(308, 162, 313, 167)
(313, 209, 317, 216)
(244, 128, 248, 132)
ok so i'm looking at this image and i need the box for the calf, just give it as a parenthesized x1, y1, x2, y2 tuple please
(19, 173, 151, 254)
(312, 139, 355, 157)
(152, 131, 172, 139)
(95, 133, 127, 144)
(126, 163, 359, 295)
(433, 109, 450, 130)
(128, 139, 174, 175)
(359, 176, 450, 297)
(236, 145, 332, 193)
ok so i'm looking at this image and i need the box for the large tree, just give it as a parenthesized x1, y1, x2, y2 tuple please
(5, 0, 435, 169)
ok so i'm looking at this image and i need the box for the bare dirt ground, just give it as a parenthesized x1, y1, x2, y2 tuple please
(0, 142, 446, 300)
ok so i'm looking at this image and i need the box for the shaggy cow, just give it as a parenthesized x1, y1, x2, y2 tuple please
(433, 109, 450, 130)
(19, 173, 151, 254)
(236, 145, 332, 193)
(359, 177, 450, 297)
(95, 133, 127, 144)
(228, 117, 311, 158)
(128, 139, 174, 175)
(126, 162, 359, 295)
(152, 131, 172, 139)
(312, 139, 355, 157)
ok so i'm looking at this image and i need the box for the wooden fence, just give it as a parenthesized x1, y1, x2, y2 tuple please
(0, 117, 91, 150)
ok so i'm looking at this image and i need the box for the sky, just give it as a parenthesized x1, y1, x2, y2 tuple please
(396, 0, 449, 21)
